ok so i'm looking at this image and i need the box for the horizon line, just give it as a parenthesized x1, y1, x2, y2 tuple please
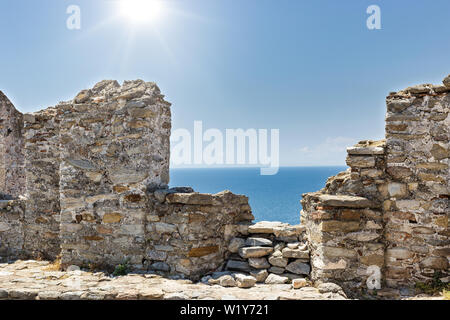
(170, 165, 348, 169)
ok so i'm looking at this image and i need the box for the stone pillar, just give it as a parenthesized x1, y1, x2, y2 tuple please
(0, 91, 25, 198)
(59, 80, 171, 270)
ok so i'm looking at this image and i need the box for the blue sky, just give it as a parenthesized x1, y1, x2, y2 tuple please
(1, 0, 449, 166)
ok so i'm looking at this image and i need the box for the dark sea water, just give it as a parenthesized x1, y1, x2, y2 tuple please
(170, 167, 346, 225)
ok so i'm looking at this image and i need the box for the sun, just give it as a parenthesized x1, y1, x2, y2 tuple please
(119, 0, 164, 24)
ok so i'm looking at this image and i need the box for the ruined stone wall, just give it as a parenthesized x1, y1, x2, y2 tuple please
(302, 75, 450, 292)
(0, 200, 25, 261)
(146, 189, 253, 279)
(301, 140, 386, 291)
(0, 91, 24, 197)
(59, 80, 172, 270)
(22, 108, 61, 259)
(383, 82, 449, 287)
(222, 221, 310, 285)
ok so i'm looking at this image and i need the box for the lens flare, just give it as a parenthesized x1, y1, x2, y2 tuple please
(119, 0, 164, 24)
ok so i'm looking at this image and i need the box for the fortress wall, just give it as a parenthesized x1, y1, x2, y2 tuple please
(301, 141, 386, 291)
(145, 190, 253, 279)
(58, 80, 172, 269)
(384, 83, 449, 287)
(302, 76, 450, 293)
(0, 91, 24, 198)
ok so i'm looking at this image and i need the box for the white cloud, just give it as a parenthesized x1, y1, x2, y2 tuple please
(293, 136, 359, 166)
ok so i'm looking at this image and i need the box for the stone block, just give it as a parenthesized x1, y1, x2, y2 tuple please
(319, 221, 360, 233)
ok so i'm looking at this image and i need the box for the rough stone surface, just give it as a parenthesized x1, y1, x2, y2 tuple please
(301, 75, 449, 293)
(0, 91, 24, 197)
(234, 274, 257, 288)
(265, 273, 289, 284)
(0, 260, 356, 300)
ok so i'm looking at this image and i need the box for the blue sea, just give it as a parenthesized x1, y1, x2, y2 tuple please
(170, 167, 346, 225)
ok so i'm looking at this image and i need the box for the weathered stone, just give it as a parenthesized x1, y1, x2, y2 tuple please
(264, 273, 289, 284)
(245, 237, 273, 247)
(317, 282, 343, 293)
(319, 221, 360, 233)
(360, 254, 384, 267)
(248, 257, 270, 269)
(268, 251, 289, 267)
(386, 98, 414, 112)
(102, 212, 122, 223)
(420, 257, 448, 270)
(281, 247, 309, 259)
(323, 246, 357, 259)
(317, 195, 375, 208)
(150, 262, 170, 272)
(166, 193, 214, 205)
(292, 278, 308, 289)
(238, 246, 273, 258)
(386, 166, 413, 179)
(347, 146, 384, 155)
(248, 221, 289, 234)
(228, 238, 245, 253)
(234, 274, 256, 288)
(346, 155, 376, 168)
(268, 266, 285, 274)
(430, 144, 449, 160)
(218, 275, 236, 287)
(148, 250, 167, 261)
(387, 183, 408, 198)
(249, 269, 269, 283)
(67, 265, 80, 272)
(188, 246, 219, 257)
(285, 260, 310, 275)
(226, 260, 250, 272)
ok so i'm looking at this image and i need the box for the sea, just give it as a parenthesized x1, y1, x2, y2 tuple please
(170, 167, 346, 225)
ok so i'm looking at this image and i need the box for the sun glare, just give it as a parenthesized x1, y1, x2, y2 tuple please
(119, 0, 164, 24)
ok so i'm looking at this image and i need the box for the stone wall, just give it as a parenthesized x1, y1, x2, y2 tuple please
(59, 80, 171, 270)
(0, 91, 24, 198)
(146, 189, 253, 280)
(302, 75, 450, 292)
(0, 76, 447, 290)
(384, 82, 449, 287)
(23, 107, 61, 259)
(222, 221, 310, 286)
(0, 200, 25, 261)
(301, 141, 386, 291)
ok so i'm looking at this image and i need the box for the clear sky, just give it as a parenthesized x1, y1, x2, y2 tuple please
(1, 0, 449, 166)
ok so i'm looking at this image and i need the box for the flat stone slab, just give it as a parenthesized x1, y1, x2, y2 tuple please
(346, 146, 384, 155)
(248, 221, 288, 233)
(238, 246, 274, 258)
(248, 221, 305, 237)
(317, 194, 376, 208)
(245, 237, 273, 247)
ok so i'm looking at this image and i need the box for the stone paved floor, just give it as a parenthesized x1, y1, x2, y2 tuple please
(0, 260, 443, 300)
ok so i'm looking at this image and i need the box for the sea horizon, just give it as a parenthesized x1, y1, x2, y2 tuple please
(170, 166, 347, 225)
